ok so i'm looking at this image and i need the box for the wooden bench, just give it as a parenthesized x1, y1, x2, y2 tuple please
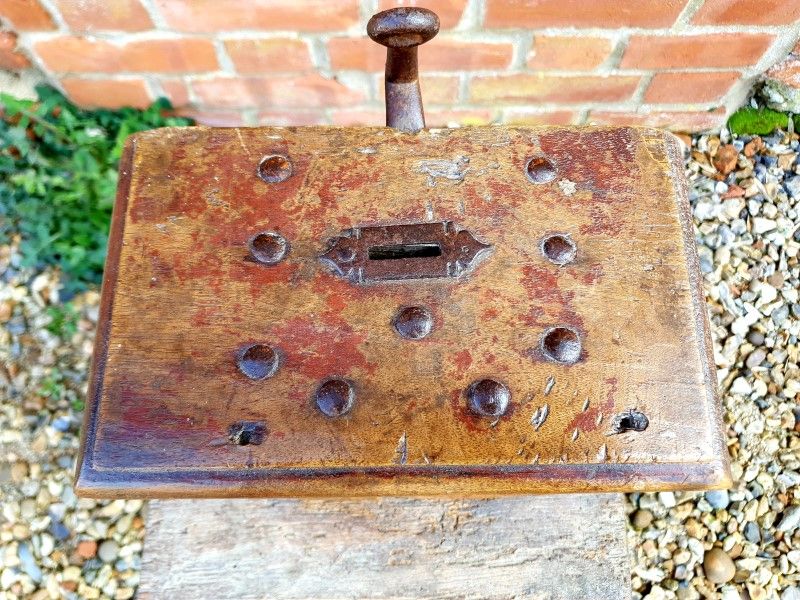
(139, 494, 630, 599)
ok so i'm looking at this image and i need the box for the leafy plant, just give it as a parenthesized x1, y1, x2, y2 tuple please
(728, 106, 800, 136)
(0, 86, 192, 295)
(45, 302, 79, 337)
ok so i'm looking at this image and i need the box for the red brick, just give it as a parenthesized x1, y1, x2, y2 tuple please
(486, 0, 687, 28)
(192, 75, 365, 109)
(54, 0, 152, 31)
(329, 38, 513, 71)
(378, 75, 460, 104)
(330, 109, 385, 126)
(159, 79, 190, 107)
(378, 0, 467, 28)
(528, 37, 612, 70)
(0, 31, 31, 70)
(60, 78, 152, 109)
(35, 37, 218, 73)
(587, 108, 726, 132)
(766, 57, 800, 88)
(156, 0, 359, 32)
(644, 72, 739, 103)
(257, 110, 327, 126)
(0, 0, 55, 30)
(621, 34, 775, 69)
(331, 108, 496, 127)
(425, 109, 496, 126)
(422, 40, 514, 71)
(692, 0, 800, 25)
(327, 39, 383, 71)
(225, 39, 312, 74)
(502, 110, 576, 125)
(421, 76, 460, 104)
(471, 74, 640, 104)
(174, 108, 248, 126)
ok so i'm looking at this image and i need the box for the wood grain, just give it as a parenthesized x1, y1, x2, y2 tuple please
(139, 494, 630, 600)
(76, 125, 730, 497)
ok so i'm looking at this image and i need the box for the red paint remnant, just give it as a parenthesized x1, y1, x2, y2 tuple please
(538, 129, 637, 205)
(283, 153, 381, 226)
(454, 349, 472, 373)
(566, 377, 618, 433)
(448, 388, 483, 433)
(579, 204, 624, 236)
(190, 307, 216, 327)
(575, 263, 604, 285)
(269, 315, 376, 383)
(483, 307, 499, 319)
(519, 264, 585, 332)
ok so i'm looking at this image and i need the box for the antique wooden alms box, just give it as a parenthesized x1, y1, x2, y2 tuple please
(76, 7, 730, 498)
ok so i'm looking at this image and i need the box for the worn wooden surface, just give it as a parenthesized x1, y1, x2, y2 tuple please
(76, 125, 730, 497)
(139, 494, 630, 600)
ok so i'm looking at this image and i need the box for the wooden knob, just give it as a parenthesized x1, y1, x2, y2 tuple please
(367, 7, 440, 49)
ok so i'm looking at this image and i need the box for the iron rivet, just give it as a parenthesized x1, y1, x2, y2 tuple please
(466, 378, 510, 418)
(315, 378, 355, 417)
(248, 231, 288, 265)
(258, 154, 292, 183)
(237, 344, 279, 380)
(541, 233, 576, 265)
(525, 156, 557, 184)
(541, 326, 582, 364)
(393, 306, 433, 340)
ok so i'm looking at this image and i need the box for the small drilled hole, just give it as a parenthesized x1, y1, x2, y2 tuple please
(237, 344, 279, 380)
(611, 410, 649, 433)
(526, 156, 557, 184)
(258, 154, 292, 183)
(541, 326, 581, 364)
(249, 232, 288, 265)
(541, 234, 576, 265)
(228, 421, 267, 446)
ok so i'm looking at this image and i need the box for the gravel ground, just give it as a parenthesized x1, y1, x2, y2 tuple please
(0, 251, 143, 599)
(1, 124, 799, 599)
(629, 127, 800, 600)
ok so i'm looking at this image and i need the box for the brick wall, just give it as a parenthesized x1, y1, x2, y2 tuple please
(2, 0, 800, 132)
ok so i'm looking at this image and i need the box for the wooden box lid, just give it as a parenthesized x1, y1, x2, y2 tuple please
(76, 125, 730, 498)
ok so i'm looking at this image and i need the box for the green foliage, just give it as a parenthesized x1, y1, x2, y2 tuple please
(728, 106, 800, 136)
(0, 86, 192, 295)
(45, 302, 79, 337)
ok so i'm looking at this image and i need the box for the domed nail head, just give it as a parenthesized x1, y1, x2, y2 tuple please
(315, 378, 355, 417)
(467, 378, 510, 418)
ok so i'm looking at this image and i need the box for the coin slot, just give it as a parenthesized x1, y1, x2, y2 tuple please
(368, 242, 442, 261)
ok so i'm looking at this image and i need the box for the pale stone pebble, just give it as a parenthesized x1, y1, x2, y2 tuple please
(704, 548, 736, 584)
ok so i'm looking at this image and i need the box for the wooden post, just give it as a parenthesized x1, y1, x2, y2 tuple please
(139, 494, 630, 599)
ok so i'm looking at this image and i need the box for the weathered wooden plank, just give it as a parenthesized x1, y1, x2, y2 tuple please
(76, 125, 729, 497)
(139, 494, 630, 600)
